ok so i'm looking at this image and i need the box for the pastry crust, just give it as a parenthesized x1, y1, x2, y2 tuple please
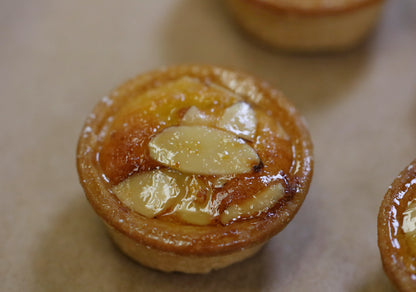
(225, 0, 385, 52)
(378, 159, 416, 291)
(77, 65, 313, 273)
(107, 224, 264, 273)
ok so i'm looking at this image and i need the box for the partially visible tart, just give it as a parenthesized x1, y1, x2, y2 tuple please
(225, 0, 385, 52)
(77, 65, 313, 273)
(378, 159, 416, 291)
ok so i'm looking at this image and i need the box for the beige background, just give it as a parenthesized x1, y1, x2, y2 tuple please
(1, 0, 416, 291)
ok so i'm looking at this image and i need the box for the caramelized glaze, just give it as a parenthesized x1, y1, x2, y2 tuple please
(98, 75, 295, 226)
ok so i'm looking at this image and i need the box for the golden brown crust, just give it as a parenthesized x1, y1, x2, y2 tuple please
(77, 65, 313, 271)
(378, 159, 416, 291)
(106, 224, 264, 273)
(226, 0, 385, 52)
(239, 0, 385, 15)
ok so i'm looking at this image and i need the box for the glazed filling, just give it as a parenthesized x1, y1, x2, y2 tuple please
(98, 77, 294, 226)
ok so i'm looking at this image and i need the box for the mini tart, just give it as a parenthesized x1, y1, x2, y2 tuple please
(77, 65, 313, 273)
(378, 159, 416, 291)
(225, 0, 385, 52)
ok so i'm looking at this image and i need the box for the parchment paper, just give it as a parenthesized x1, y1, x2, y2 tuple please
(1, 0, 416, 291)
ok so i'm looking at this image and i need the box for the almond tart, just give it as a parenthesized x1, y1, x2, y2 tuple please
(225, 0, 385, 52)
(76, 65, 313, 273)
(378, 159, 416, 291)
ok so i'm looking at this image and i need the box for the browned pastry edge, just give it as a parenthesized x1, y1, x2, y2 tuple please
(77, 64, 313, 260)
(239, 0, 385, 15)
(225, 0, 385, 52)
(378, 159, 416, 292)
(106, 224, 265, 273)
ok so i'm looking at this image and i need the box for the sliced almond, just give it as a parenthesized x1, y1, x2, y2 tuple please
(112, 169, 185, 218)
(181, 106, 211, 126)
(212, 175, 235, 188)
(218, 102, 257, 141)
(256, 111, 290, 141)
(220, 183, 285, 224)
(209, 83, 241, 99)
(174, 176, 214, 225)
(403, 199, 416, 253)
(402, 199, 416, 234)
(148, 125, 260, 175)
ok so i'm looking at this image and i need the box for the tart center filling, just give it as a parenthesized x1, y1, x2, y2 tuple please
(100, 77, 293, 226)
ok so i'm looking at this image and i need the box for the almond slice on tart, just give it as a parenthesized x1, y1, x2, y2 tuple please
(220, 183, 285, 224)
(218, 102, 257, 141)
(181, 106, 213, 126)
(173, 176, 216, 226)
(148, 125, 261, 175)
(111, 169, 185, 218)
(77, 65, 313, 273)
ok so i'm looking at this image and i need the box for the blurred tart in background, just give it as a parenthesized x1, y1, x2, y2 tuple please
(225, 0, 385, 52)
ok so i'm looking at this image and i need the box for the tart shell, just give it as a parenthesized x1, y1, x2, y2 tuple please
(77, 65, 313, 273)
(107, 224, 264, 273)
